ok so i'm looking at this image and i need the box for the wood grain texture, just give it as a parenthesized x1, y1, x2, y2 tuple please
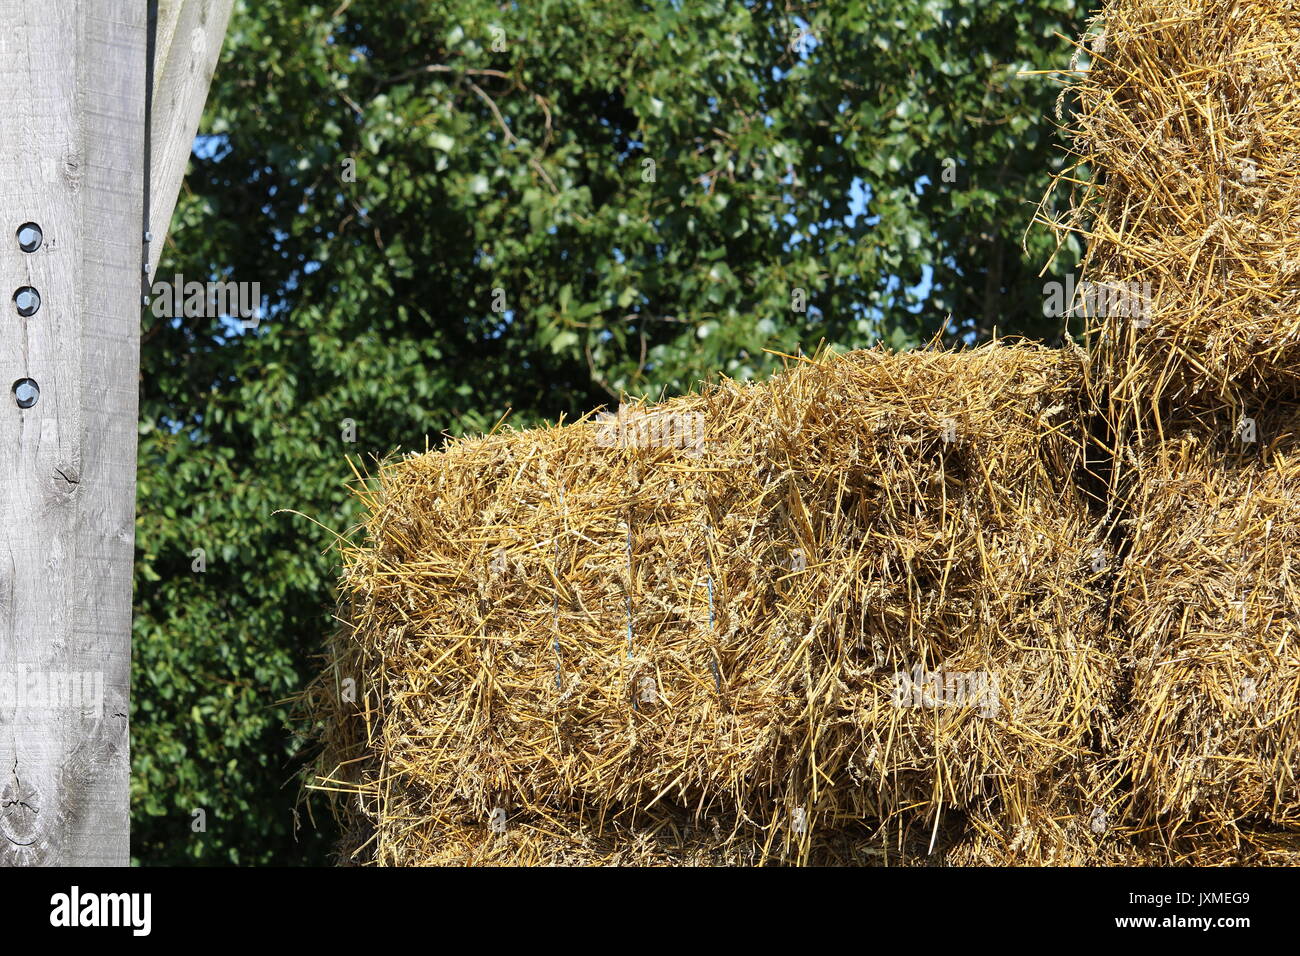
(0, 0, 144, 865)
(147, 0, 234, 280)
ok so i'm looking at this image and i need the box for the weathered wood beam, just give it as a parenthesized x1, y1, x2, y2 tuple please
(0, 0, 145, 865)
(147, 0, 234, 281)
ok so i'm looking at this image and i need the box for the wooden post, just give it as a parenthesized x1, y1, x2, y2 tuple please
(0, 0, 228, 865)
(0, 0, 144, 866)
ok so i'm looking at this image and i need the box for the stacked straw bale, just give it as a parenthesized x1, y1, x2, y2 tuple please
(1046, 0, 1300, 864)
(304, 0, 1300, 866)
(1110, 404, 1300, 863)
(307, 344, 1122, 865)
(1047, 0, 1300, 445)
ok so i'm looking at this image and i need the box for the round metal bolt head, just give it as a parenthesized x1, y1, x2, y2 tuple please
(13, 379, 38, 409)
(16, 222, 42, 253)
(14, 287, 40, 317)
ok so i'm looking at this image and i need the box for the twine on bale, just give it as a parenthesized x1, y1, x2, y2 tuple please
(701, 517, 722, 695)
(624, 518, 634, 662)
(705, 572, 720, 695)
(551, 536, 562, 691)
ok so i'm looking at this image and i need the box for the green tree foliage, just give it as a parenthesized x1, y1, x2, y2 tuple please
(132, 0, 1086, 864)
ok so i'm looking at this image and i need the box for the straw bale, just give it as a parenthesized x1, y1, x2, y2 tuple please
(1017, 0, 1300, 866)
(1045, 0, 1300, 433)
(365, 813, 947, 867)
(305, 344, 1118, 865)
(1113, 403, 1300, 854)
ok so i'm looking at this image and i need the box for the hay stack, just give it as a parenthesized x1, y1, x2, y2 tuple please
(1047, 0, 1300, 864)
(303, 0, 1300, 867)
(306, 344, 1119, 865)
(1048, 0, 1300, 444)
(1113, 403, 1300, 862)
